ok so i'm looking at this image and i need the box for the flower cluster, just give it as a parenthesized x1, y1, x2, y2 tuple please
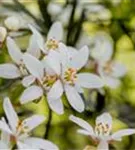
(0, 22, 105, 114)
(0, 20, 131, 150)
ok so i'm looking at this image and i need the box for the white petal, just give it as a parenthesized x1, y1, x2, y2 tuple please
(47, 98, 64, 115)
(43, 51, 61, 75)
(77, 129, 92, 136)
(97, 140, 109, 150)
(69, 115, 94, 134)
(23, 115, 45, 132)
(65, 85, 85, 112)
(91, 34, 113, 63)
(0, 64, 21, 79)
(58, 42, 69, 67)
(17, 141, 39, 150)
(6, 36, 23, 64)
(3, 97, 19, 133)
(28, 24, 46, 53)
(67, 46, 78, 59)
(0, 141, 9, 149)
(23, 53, 44, 81)
(23, 137, 59, 150)
(1, 130, 10, 146)
(77, 73, 104, 88)
(22, 75, 36, 87)
(47, 21, 63, 41)
(69, 46, 89, 70)
(111, 129, 135, 141)
(20, 86, 43, 104)
(111, 63, 127, 77)
(27, 34, 41, 58)
(96, 113, 112, 129)
(0, 120, 12, 134)
(47, 80, 63, 100)
(103, 76, 120, 88)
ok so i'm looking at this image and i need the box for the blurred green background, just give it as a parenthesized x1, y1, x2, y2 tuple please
(1, 0, 135, 149)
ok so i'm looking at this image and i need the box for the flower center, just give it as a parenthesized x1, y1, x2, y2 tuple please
(16, 120, 29, 135)
(46, 38, 59, 50)
(18, 61, 28, 76)
(64, 68, 77, 85)
(43, 74, 58, 89)
(95, 122, 111, 136)
(103, 61, 113, 75)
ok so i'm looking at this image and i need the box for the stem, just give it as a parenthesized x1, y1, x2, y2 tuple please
(44, 108, 52, 139)
(38, 0, 52, 30)
(73, 8, 85, 45)
(96, 92, 105, 112)
(66, 0, 77, 45)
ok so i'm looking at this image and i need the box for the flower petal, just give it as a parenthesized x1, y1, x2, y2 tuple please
(77, 73, 104, 88)
(23, 137, 59, 150)
(0, 141, 9, 149)
(1, 130, 10, 146)
(23, 53, 44, 81)
(0, 64, 21, 79)
(28, 24, 46, 53)
(0, 120, 12, 134)
(96, 113, 112, 129)
(47, 80, 63, 100)
(69, 46, 89, 70)
(47, 21, 63, 41)
(47, 98, 64, 115)
(69, 115, 94, 134)
(77, 129, 92, 136)
(103, 76, 120, 89)
(58, 42, 69, 67)
(111, 63, 127, 78)
(20, 86, 43, 104)
(22, 75, 36, 87)
(17, 141, 39, 150)
(91, 33, 113, 63)
(23, 115, 45, 132)
(27, 34, 41, 59)
(43, 51, 61, 75)
(111, 129, 135, 141)
(97, 140, 109, 150)
(3, 97, 19, 133)
(65, 85, 85, 112)
(6, 36, 23, 64)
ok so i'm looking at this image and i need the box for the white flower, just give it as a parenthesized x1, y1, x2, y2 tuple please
(20, 44, 104, 114)
(91, 33, 126, 88)
(0, 35, 40, 79)
(69, 113, 135, 150)
(0, 26, 7, 43)
(0, 97, 58, 150)
(29, 21, 63, 55)
(98, 61, 127, 88)
(4, 16, 21, 31)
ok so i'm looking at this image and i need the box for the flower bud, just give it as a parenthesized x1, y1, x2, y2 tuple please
(4, 16, 20, 31)
(0, 26, 7, 43)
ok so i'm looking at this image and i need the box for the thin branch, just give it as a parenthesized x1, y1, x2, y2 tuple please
(44, 109, 52, 139)
(73, 9, 86, 45)
(38, 0, 52, 30)
(66, 0, 77, 45)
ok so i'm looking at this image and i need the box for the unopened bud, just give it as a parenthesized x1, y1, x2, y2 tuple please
(0, 26, 7, 43)
(4, 16, 20, 31)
